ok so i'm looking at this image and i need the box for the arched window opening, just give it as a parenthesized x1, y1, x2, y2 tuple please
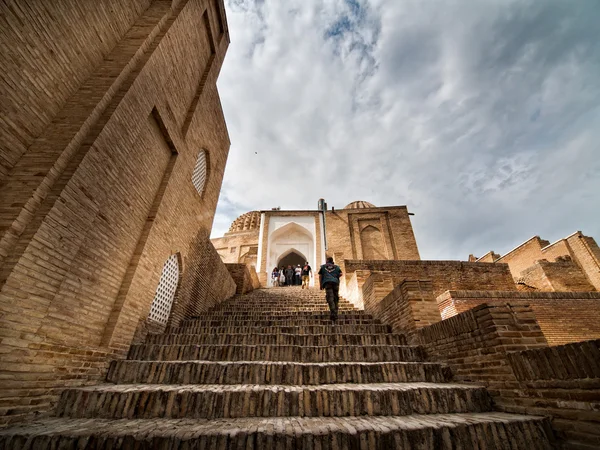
(192, 149, 209, 197)
(148, 253, 180, 324)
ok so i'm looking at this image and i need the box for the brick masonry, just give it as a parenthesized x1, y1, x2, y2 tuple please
(410, 305, 599, 449)
(475, 232, 600, 292)
(437, 290, 600, 345)
(0, 0, 233, 424)
(341, 260, 516, 308)
(0, 288, 556, 448)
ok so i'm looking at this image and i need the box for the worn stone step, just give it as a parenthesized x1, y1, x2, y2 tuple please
(107, 360, 450, 385)
(168, 324, 392, 335)
(181, 312, 370, 323)
(0, 413, 555, 449)
(195, 309, 358, 317)
(146, 332, 407, 346)
(176, 318, 381, 328)
(126, 344, 425, 362)
(57, 383, 492, 420)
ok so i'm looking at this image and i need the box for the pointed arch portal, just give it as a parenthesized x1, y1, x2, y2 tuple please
(265, 219, 318, 287)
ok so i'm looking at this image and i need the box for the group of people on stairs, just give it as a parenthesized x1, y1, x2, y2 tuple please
(270, 257, 343, 323)
(271, 263, 312, 288)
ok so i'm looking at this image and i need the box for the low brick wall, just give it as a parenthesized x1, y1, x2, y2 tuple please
(506, 341, 600, 448)
(225, 263, 257, 295)
(411, 304, 600, 449)
(437, 290, 600, 345)
(343, 260, 516, 306)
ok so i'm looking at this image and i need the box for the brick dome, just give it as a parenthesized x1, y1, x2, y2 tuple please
(228, 211, 261, 233)
(343, 201, 376, 209)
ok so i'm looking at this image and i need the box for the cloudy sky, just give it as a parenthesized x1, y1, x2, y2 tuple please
(212, 0, 600, 260)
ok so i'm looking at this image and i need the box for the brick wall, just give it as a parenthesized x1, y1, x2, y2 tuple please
(375, 280, 441, 336)
(481, 232, 600, 292)
(325, 206, 420, 261)
(437, 290, 600, 345)
(0, 0, 231, 424)
(211, 229, 260, 264)
(225, 263, 257, 295)
(520, 260, 595, 292)
(168, 230, 236, 327)
(505, 340, 600, 448)
(567, 233, 600, 291)
(410, 304, 599, 449)
(0, 0, 151, 182)
(343, 260, 516, 301)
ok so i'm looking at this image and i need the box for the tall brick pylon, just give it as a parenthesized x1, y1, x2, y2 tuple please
(0, 287, 555, 448)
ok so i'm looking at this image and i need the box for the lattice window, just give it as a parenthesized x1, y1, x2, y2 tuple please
(148, 254, 180, 324)
(192, 150, 208, 197)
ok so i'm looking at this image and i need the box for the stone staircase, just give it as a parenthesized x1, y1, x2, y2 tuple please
(0, 287, 555, 449)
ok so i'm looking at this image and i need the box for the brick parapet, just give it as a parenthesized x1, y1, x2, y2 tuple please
(437, 290, 600, 345)
(225, 263, 257, 295)
(411, 304, 599, 448)
(343, 260, 516, 298)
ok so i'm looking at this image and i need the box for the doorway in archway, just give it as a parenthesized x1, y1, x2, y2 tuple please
(278, 251, 305, 269)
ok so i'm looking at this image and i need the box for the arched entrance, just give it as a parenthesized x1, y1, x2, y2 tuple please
(266, 220, 316, 287)
(277, 249, 307, 269)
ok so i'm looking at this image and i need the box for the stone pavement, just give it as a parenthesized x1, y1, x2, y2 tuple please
(0, 287, 555, 449)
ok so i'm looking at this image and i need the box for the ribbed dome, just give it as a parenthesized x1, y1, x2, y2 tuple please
(228, 211, 261, 233)
(343, 201, 376, 209)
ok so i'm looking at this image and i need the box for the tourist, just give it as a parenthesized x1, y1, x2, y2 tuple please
(301, 261, 312, 289)
(285, 265, 294, 286)
(279, 269, 286, 286)
(294, 264, 302, 285)
(271, 267, 279, 287)
(318, 257, 343, 322)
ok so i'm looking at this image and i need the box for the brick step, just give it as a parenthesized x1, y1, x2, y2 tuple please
(204, 307, 357, 314)
(176, 318, 381, 328)
(56, 383, 492, 420)
(146, 332, 407, 346)
(180, 313, 372, 325)
(107, 360, 450, 385)
(126, 344, 425, 362)
(0, 413, 555, 449)
(169, 323, 392, 335)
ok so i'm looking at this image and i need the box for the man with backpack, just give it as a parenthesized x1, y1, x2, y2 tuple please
(318, 257, 343, 322)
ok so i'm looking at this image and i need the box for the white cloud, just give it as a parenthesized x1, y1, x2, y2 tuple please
(214, 0, 600, 260)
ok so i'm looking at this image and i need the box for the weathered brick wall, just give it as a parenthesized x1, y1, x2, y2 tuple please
(505, 340, 600, 449)
(168, 230, 236, 328)
(520, 260, 595, 292)
(225, 263, 256, 295)
(411, 303, 547, 390)
(0, 0, 151, 182)
(375, 280, 441, 336)
(567, 233, 600, 291)
(437, 290, 600, 345)
(411, 304, 599, 449)
(343, 260, 516, 300)
(0, 0, 231, 424)
(494, 237, 548, 277)
(211, 229, 260, 263)
(480, 232, 600, 292)
(325, 206, 420, 261)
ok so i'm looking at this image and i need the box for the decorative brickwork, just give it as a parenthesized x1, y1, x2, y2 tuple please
(436, 290, 600, 345)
